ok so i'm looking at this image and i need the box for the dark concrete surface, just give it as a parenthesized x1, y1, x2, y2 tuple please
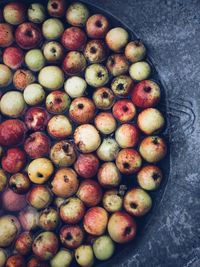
(82, 0, 200, 266)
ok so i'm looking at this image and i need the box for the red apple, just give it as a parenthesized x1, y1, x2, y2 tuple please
(3, 2, 26, 25)
(27, 185, 52, 210)
(115, 124, 140, 148)
(47, 0, 67, 17)
(5, 255, 26, 267)
(0, 23, 14, 47)
(27, 257, 49, 267)
(74, 153, 99, 179)
(1, 188, 27, 211)
(15, 232, 33, 255)
(112, 99, 136, 122)
(3, 47, 24, 69)
(2, 148, 26, 174)
(25, 107, 50, 131)
(13, 69, 35, 91)
(62, 51, 86, 75)
(60, 225, 84, 249)
(61, 27, 87, 51)
(86, 14, 110, 39)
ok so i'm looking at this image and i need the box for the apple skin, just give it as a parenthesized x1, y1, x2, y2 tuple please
(93, 87, 115, 110)
(43, 41, 64, 63)
(103, 189, 123, 213)
(75, 245, 94, 267)
(124, 188, 152, 217)
(27, 257, 49, 267)
(86, 14, 110, 39)
(139, 136, 167, 163)
(77, 180, 102, 207)
(116, 148, 142, 174)
(111, 74, 134, 97)
(47, 115, 73, 139)
(42, 18, 64, 40)
(3, 2, 26, 25)
(39, 208, 59, 231)
(60, 225, 84, 249)
(28, 3, 46, 24)
(115, 124, 140, 148)
(27, 185, 52, 210)
(39, 66, 64, 90)
(5, 255, 26, 267)
(74, 153, 99, 179)
(66, 2, 89, 27)
(3, 47, 24, 70)
(83, 207, 108, 236)
(62, 27, 87, 51)
(0, 169, 7, 193)
(112, 99, 136, 122)
(50, 249, 73, 267)
(107, 211, 137, 243)
(63, 51, 86, 75)
(69, 97, 96, 124)
(131, 80, 161, 108)
(47, 0, 67, 17)
(106, 27, 129, 52)
(97, 138, 120, 162)
(107, 54, 129, 76)
(15, 232, 33, 256)
(85, 64, 109, 88)
(1, 188, 27, 211)
(84, 39, 108, 63)
(24, 132, 50, 159)
(64, 76, 87, 98)
(95, 112, 117, 134)
(9, 173, 31, 194)
(98, 162, 121, 188)
(2, 148, 26, 174)
(51, 168, 79, 198)
(25, 49, 45, 72)
(125, 40, 146, 63)
(25, 107, 50, 131)
(129, 61, 151, 81)
(13, 69, 35, 91)
(15, 22, 42, 50)
(0, 119, 27, 146)
(23, 83, 45, 106)
(0, 23, 14, 47)
(46, 91, 71, 114)
(137, 165, 163, 190)
(18, 206, 39, 231)
(0, 64, 12, 87)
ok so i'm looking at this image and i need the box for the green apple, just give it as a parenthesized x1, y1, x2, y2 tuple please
(25, 49, 45, 72)
(24, 83, 45, 106)
(38, 66, 64, 90)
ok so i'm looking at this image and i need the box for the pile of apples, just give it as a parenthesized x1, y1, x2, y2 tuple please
(0, 1, 167, 267)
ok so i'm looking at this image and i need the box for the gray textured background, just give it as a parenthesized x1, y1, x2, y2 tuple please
(83, 0, 200, 266)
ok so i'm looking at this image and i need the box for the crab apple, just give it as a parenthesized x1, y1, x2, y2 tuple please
(51, 168, 79, 198)
(0, 64, 12, 87)
(103, 189, 123, 213)
(3, 47, 24, 70)
(28, 3, 46, 24)
(39, 208, 59, 231)
(42, 18, 64, 40)
(43, 41, 64, 63)
(74, 124, 101, 153)
(66, 2, 89, 27)
(50, 249, 73, 267)
(47, 0, 67, 17)
(95, 112, 117, 134)
(74, 153, 99, 179)
(63, 51, 86, 75)
(111, 74, 133, 97)
(27, 257, 49, 267)
(50, 140, 76, 167)
(125, 40, 146, 63)
(1, 188, 26, 211)
(93, 235, 115, 261)
(113, 99, 136, 122)
(9, 173, 30, 194)
(137, 165, 163, 190)
(107, 54, 129, 76)
(85, 63, 109, 88)
(0, 23, 14, 47)
(47, 115, 73, 139)
(46, 91, 71, 114)
(25, 107, 50, 131)
(24, 132, 50, 159)
(62, 27, 87, 51)
(129, 61, 151, 81)
(86, 14, 109, 39)
(75, 245, 94, 267)
(93, 87, 115, 110)
(97, 138, 120, 162)
(139, 136, 167, 163)
(124, 188, 152, 217)
(5, 255, 26, 267)
(2, 148, 26, 174)
(116, 148, 142, 174)
(13, 69, 35, 91)
(0, 119, 27, 146)
(131, 80, 161, 108)
(84, 207, 108, 236)
(137, 108, 165, 135)
(69, 97, 96, 124)
(15, 23, 42, 50)
(64, 76, 87, 98)
(106, 27, 129, 52)
(18, 206, 39, 231)
(98, 162, 121, 188)
(60, 225, 85, 249)
(23, 83, 45, 106)
(108, 211, 137, 243)
(77, 180, 102, 207)
(28, 158, 54, 184)
(32, 231, 59, 261)
(0, 249, 7, 267)
(27, 185, 52, 210)
(0, 169, 7, 193)
(15, 232, 33, 255)
(3, 2, 26, 25)
(39, 66, 64, 90)
(115, 124, 139, 148)
(84, 39, 107, 63)
(60, 197, 85, 224)
(25, 49, 45, 72)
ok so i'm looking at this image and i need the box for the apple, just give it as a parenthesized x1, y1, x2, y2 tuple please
(124, 188, 152, 217)
(18, 206, 39, 231)
(61, 27, 87, 51)
(84, 39, 107, 63)
(39, 208, 59, 231)
(27, 185, 52, 210)
(15, 22, 42, 50)
(25, 107, 50, 131)
(47, 115, 73, 139)
(131, 80, 161, 108)
(115, 123, 139, 148)
(75, 245, 94, 267)
(1, 188, 27, 211)
(2, 148, 26, 174)
(25, 49, 45, 72)
(64, 76, 87, 98)
(3, 47, 24, 69)
(63, 51, 87, 75)
(0, 23, 14, 47)
(9, 173, 31, 194)
(137, 165, 163, 190)
(60, 225, 84, 249)
(5, 255, 26, 267)
(42, 18, 64, 40)
(39, 66, 64, 90)
(112, 99, 136, 122)
(93, 87, 115, 109)
(93, 235, 115, 261)
(13, 69, 35, 91)
(69, 97, 96, 124)
(66, 2, 89, 27)
(3, 2, 26, 25)
(46, 91, 71, 114)
(50, 140, 76, 167)
(95, 112, 117, 134)
(28, 3, 46, 24)
(98, 162, 121, 188)
(85, 63, 109, 87)
(111, 74, 133, 97)
(24, 83, 45, 106)
(0, 64, 12, 87)
(15, 232, 33, 255)
(47, 0, 67, 17)
(108, 211, 137, 243)
(86, 14, 109, 39)
(116, 148, 142, 174)
(103, 189, 123, 213)
(139, 136, 167, 163)
(106, 27, 129, 52)
(27, 257, 49, 267)
(125, 40, 146, 63)
(0, 249, 7, 267)
(97, 138, 120, 161)
(74, 153, 99, 179)
(0, 169, 7, 193)
(129, 61, 151, 81)
(50, 249, 73, 267)
(107, 54, 129, 76)
(43, 41, 64, 62)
